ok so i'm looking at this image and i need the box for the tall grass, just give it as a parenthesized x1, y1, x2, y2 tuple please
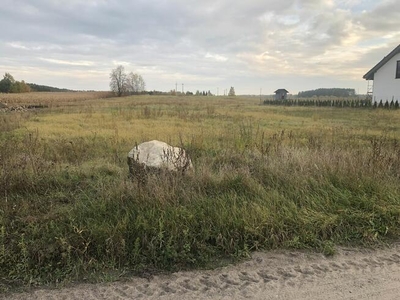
(1, 94, 400, 290)
(0, 91, 112, 107)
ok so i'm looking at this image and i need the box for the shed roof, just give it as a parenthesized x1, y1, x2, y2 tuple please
(363, 44, 400, 80)
(274, 89, 289, 93)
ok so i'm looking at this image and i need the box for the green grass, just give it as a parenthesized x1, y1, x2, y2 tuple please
(1, 94, 400, 291)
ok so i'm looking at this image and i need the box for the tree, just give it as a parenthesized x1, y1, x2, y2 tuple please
(228, 86, 235, 96)
(110, 66, 146, 96)
(0, 73, 15, 93)
(136, 74, 145, 93)
(4, 73, 15, 83)
(126, 72, 138, 94)
(10, 80, 31, 93)
(110, 65, 127, 96)
(126, 72, 146, 94)
(298, 88, 356, 98)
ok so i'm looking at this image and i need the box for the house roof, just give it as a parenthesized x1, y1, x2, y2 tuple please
(363, 44, 400, 80)
(274, 89, 289, 93)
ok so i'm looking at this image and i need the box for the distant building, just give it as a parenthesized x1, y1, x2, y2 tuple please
(363, 44, 400, 103)
(274, 89, 289, 100)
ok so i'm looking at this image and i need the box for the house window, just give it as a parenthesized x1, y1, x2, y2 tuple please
(397, 60, 400, 79)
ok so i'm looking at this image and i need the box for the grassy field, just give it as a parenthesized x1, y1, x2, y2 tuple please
(1, 93, 400, 290)
(0, 91, 112, 107)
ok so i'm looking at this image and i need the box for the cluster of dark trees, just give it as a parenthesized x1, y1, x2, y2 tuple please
(263, 98, 399, 109)
(27, 83, 72, 92)
(148, 90, 167, 95)
(263, 98, 371, 107)
(168, 87, 236, 97)
(195, 90, 213, 96)
(374, 100, 400, 109)
(298, 88, 356, 98)
(0, 73, 31, 93)
(192, 87, 235, 96)
(0, 73, 72, 93)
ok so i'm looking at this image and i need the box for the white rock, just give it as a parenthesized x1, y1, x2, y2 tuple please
(127, 140, 193, 174)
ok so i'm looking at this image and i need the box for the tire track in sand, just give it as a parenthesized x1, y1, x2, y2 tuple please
(3, 243, 400, 300)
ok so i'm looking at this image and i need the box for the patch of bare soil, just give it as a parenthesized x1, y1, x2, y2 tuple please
(4, 243, 400, 300)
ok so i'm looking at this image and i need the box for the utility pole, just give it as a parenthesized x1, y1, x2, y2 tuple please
(260, 88, 262, 104)
(217, 87, 219, 96)
(182, 83, 184, 94)
(175, 82, 178, 94)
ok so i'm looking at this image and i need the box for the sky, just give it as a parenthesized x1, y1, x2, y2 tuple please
(0, 0, 399, 95)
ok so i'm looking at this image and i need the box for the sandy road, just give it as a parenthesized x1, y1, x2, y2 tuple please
(3, 243, 400, 300)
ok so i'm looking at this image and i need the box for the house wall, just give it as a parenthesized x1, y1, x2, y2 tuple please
(275, 92, 287, 100)
(373, 53, 400, 103)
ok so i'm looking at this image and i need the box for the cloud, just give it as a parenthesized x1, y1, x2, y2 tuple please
(205, 53, 228, 62)
(7, 42, 29, 50)
(0, 0, 398, 93)
(358, 0, 400, 32)
(38, 58, 94, 66)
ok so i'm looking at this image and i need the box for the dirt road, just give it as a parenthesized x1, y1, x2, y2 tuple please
(4, 243, 400, 300)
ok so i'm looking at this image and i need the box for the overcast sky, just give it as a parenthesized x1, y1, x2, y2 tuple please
(1, 0, 399, 95)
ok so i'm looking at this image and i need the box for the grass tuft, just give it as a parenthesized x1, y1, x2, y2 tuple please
(1, 94, 400, 291)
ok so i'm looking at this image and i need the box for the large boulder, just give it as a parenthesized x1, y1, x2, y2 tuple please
(127, 140, 193, 177)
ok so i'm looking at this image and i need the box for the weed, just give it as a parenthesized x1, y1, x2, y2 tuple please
(1, 94, 400, 290)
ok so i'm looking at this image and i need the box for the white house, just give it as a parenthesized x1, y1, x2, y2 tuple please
(363, 44, 400, 104)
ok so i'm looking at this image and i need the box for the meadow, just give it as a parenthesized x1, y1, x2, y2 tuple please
(1, 93, 400, 290)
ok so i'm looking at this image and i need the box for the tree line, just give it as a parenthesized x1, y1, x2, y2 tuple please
(263, 98, 399, 109)
(298, 88, 356, 98)
(0, 73, 74, 93)
(0, 73, 31, 93)
(191, 87, 235, 96)
(27, 83, 73, 92)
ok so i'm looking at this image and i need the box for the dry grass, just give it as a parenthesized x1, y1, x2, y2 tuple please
(0, 91, 113, 107)
(1, 93, 400, 291)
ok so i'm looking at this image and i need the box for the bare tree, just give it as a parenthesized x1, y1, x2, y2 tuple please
(137, 74, 146, 93)
(126, 72, 138, 94)
(126, 72, 146, 94)
(110, 65, 127, 96)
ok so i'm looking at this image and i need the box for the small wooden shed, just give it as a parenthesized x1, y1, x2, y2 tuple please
(274, 89, 289, 100)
